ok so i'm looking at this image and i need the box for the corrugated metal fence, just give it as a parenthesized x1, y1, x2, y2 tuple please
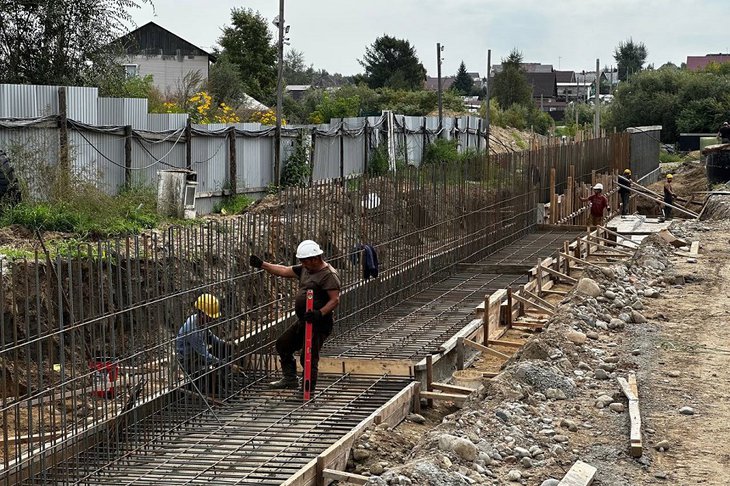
(0, 83, 660, 213)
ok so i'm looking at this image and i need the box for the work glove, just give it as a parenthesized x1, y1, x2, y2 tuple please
(303, 309, 322, 324)
(249, 255, 263, 269)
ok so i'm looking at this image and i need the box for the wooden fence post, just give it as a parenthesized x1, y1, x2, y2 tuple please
(57, 87, 70, 186)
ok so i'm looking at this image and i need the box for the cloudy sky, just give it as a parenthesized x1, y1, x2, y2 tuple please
(130, 0, 729, 77)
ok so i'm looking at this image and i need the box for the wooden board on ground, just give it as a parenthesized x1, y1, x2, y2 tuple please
(690, 241, 700, 257)
(463, 338, 510, 360)
(322, 469, 368, 485)
(558, 460, 597, 486)
(419, 391, 467, 403)
(316, 357, 412, 377)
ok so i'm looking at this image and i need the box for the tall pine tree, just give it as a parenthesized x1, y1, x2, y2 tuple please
(452, 61, 474, 95)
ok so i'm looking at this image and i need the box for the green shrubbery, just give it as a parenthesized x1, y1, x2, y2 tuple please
(212, 194, 254, 215)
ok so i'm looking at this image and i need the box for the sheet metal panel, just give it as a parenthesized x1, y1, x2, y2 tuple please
(0, 127, 59, 199)
(148, 113, 188, 131)
(235, 122, 273, 189)
(312, 131, 339, 181)
(191, 123, 228, 195)
(0, 84, 59, 118)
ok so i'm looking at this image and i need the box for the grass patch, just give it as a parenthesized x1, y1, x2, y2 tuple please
(212, 195, 254, 215)
(0, 185, 161, 238)
(659, 151, 683, 164)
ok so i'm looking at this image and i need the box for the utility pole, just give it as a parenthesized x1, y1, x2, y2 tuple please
(594, 58, 600, 138)
(437, 43, 443, 134)
(485, 49, 491, 156)
(273, 0, 285, 185)
(575, 73, 579, 126)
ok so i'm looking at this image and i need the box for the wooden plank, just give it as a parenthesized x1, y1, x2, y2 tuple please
(690, 241, 700, 257)
(539, 264, 579, 284)
(285, 382, 418, 486)
(482, 371, 498, 378)
(616, 377, 637, 401)
(463, 338, 510, 360)
(511, 292, 555, 316)
(420, 391, 467, 403)
(558, 460, 597, 486)
(322, 469, 368, 485)
(487, 339, 524, 348)
(542, 289, 568, 296)
(431, 382, 474, 395)
(317, 357, 412, 377)
(560, 252, 605, 269)
(457, 263, 534, 273)
(628, 400, 643, 457)
(521, 289, 556, 311)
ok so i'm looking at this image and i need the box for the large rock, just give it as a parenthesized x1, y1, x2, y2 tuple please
(576, 278, 601, 297)
(451, 437, 478, 462)
(566, 330, 587, 345)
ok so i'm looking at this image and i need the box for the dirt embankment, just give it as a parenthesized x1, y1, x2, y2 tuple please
(346, 220, 730, 485)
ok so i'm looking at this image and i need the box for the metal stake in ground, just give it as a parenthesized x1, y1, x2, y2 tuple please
(303, 289, 314, 401)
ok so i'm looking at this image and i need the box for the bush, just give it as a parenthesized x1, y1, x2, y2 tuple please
(1, 203, 82, 232)
(367, 143, 390, 176)
(280, 131, 311, 187)
(422, 138, 459, 165)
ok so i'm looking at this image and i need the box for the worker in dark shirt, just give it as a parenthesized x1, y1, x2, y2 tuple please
(580, 183, 610, 227)
(618, 169, 632, 217)
(663, 174, 677, 220)
(718, 122, 730, 143)
(250, 240, 341, 394)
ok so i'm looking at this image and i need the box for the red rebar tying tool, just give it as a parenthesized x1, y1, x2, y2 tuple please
(302, 289, 314, 401)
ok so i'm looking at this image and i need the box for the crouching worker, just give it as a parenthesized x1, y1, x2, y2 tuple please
(250, 240, 341, 393)
(176, 293, 241, 395)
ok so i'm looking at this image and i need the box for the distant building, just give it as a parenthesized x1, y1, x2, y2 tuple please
(425, 72, 482, 92)
(686, 53, 730, 71)
(285, 85, 312, 101)
(114, 22, 216, 95)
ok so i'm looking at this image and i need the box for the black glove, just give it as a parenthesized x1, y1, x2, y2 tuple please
(249, 255, 263, 269)
(303, 309, 322, 324)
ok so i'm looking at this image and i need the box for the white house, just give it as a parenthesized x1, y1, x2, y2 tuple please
(115, 22, 216, 95)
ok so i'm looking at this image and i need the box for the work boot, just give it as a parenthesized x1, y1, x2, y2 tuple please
(268, 360, 299, 389)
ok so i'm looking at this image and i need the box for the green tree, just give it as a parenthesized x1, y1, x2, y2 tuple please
(0, 0, 152, 86)
(100, 74, 166, 112)
(309, 92, 360, 124)
(359, 35, 426, 90)
(284, 49, 315, 85)
(218, 8, 277, 104)
(613, 38, 648, 81)
(207, 54, 246, 107)
(451, 61, 474, 96)
(492, 49, 533, 109)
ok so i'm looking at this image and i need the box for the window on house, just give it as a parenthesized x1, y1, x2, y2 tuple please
(122, 64, 139, 79)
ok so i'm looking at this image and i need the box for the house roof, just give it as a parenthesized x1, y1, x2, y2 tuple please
(491, 62, 553, 77)
(425, 76, 455, 91)
(555, 70, 575, 83)
(686, 54, 730, 71)
(115, 22, 216, 62)
(525, 72, 557, 98)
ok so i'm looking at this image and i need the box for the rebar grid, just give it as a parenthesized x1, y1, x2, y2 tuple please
(0, 136, 626, 483)
(325, 231, 582, 360)
(22, 373, 410, 485)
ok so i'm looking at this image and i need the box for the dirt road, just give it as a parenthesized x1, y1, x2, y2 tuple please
(635, 222, 730, 485)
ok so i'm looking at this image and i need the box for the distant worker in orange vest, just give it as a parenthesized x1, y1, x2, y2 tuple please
(580, 183, 610, 227)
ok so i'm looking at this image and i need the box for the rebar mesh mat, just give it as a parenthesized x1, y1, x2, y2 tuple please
(324, 230, 582, 360)
(23, 374, 411, 486)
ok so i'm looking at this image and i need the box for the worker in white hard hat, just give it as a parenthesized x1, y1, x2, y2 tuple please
(250, 240, 341, 392)
(176, 293, 241, 393)
(579, 182, 610, 227)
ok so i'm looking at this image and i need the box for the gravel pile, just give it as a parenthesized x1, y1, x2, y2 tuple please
(355, 232, 685, 485)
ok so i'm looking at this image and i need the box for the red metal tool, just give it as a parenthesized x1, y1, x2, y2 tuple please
(302, 289, 314, 401)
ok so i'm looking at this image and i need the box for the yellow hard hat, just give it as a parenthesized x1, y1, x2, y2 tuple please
(666, 174, 673, 180)
(623, 168, 631, 175)
(194, 293, 221, 318)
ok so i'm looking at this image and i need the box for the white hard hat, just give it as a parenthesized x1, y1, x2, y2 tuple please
(593, 183, 604, 191)
(296, 240, 324, 259)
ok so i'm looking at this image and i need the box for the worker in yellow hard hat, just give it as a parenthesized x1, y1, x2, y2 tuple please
(176, 293, 241, 393)
(618, 168, 632, 217)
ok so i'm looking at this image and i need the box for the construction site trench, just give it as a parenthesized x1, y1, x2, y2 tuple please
(6, 132, 703, 485)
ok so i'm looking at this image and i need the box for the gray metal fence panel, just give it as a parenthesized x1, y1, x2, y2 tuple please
(236, 123, 273, 189)
(0, 84, 59, 118)
(192, 123, 229, 195)
(0, 126, 59, 199)
(313, 132, 339, 180)
(627, 126, 661, 182)
(148, 113, 188, 131)
(90, 131, 126, 193)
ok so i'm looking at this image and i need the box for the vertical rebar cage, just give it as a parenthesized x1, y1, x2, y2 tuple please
(0, 134, 628, 484)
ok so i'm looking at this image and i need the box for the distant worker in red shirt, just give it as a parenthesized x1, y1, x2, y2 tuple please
(580, 183, 610, 227)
